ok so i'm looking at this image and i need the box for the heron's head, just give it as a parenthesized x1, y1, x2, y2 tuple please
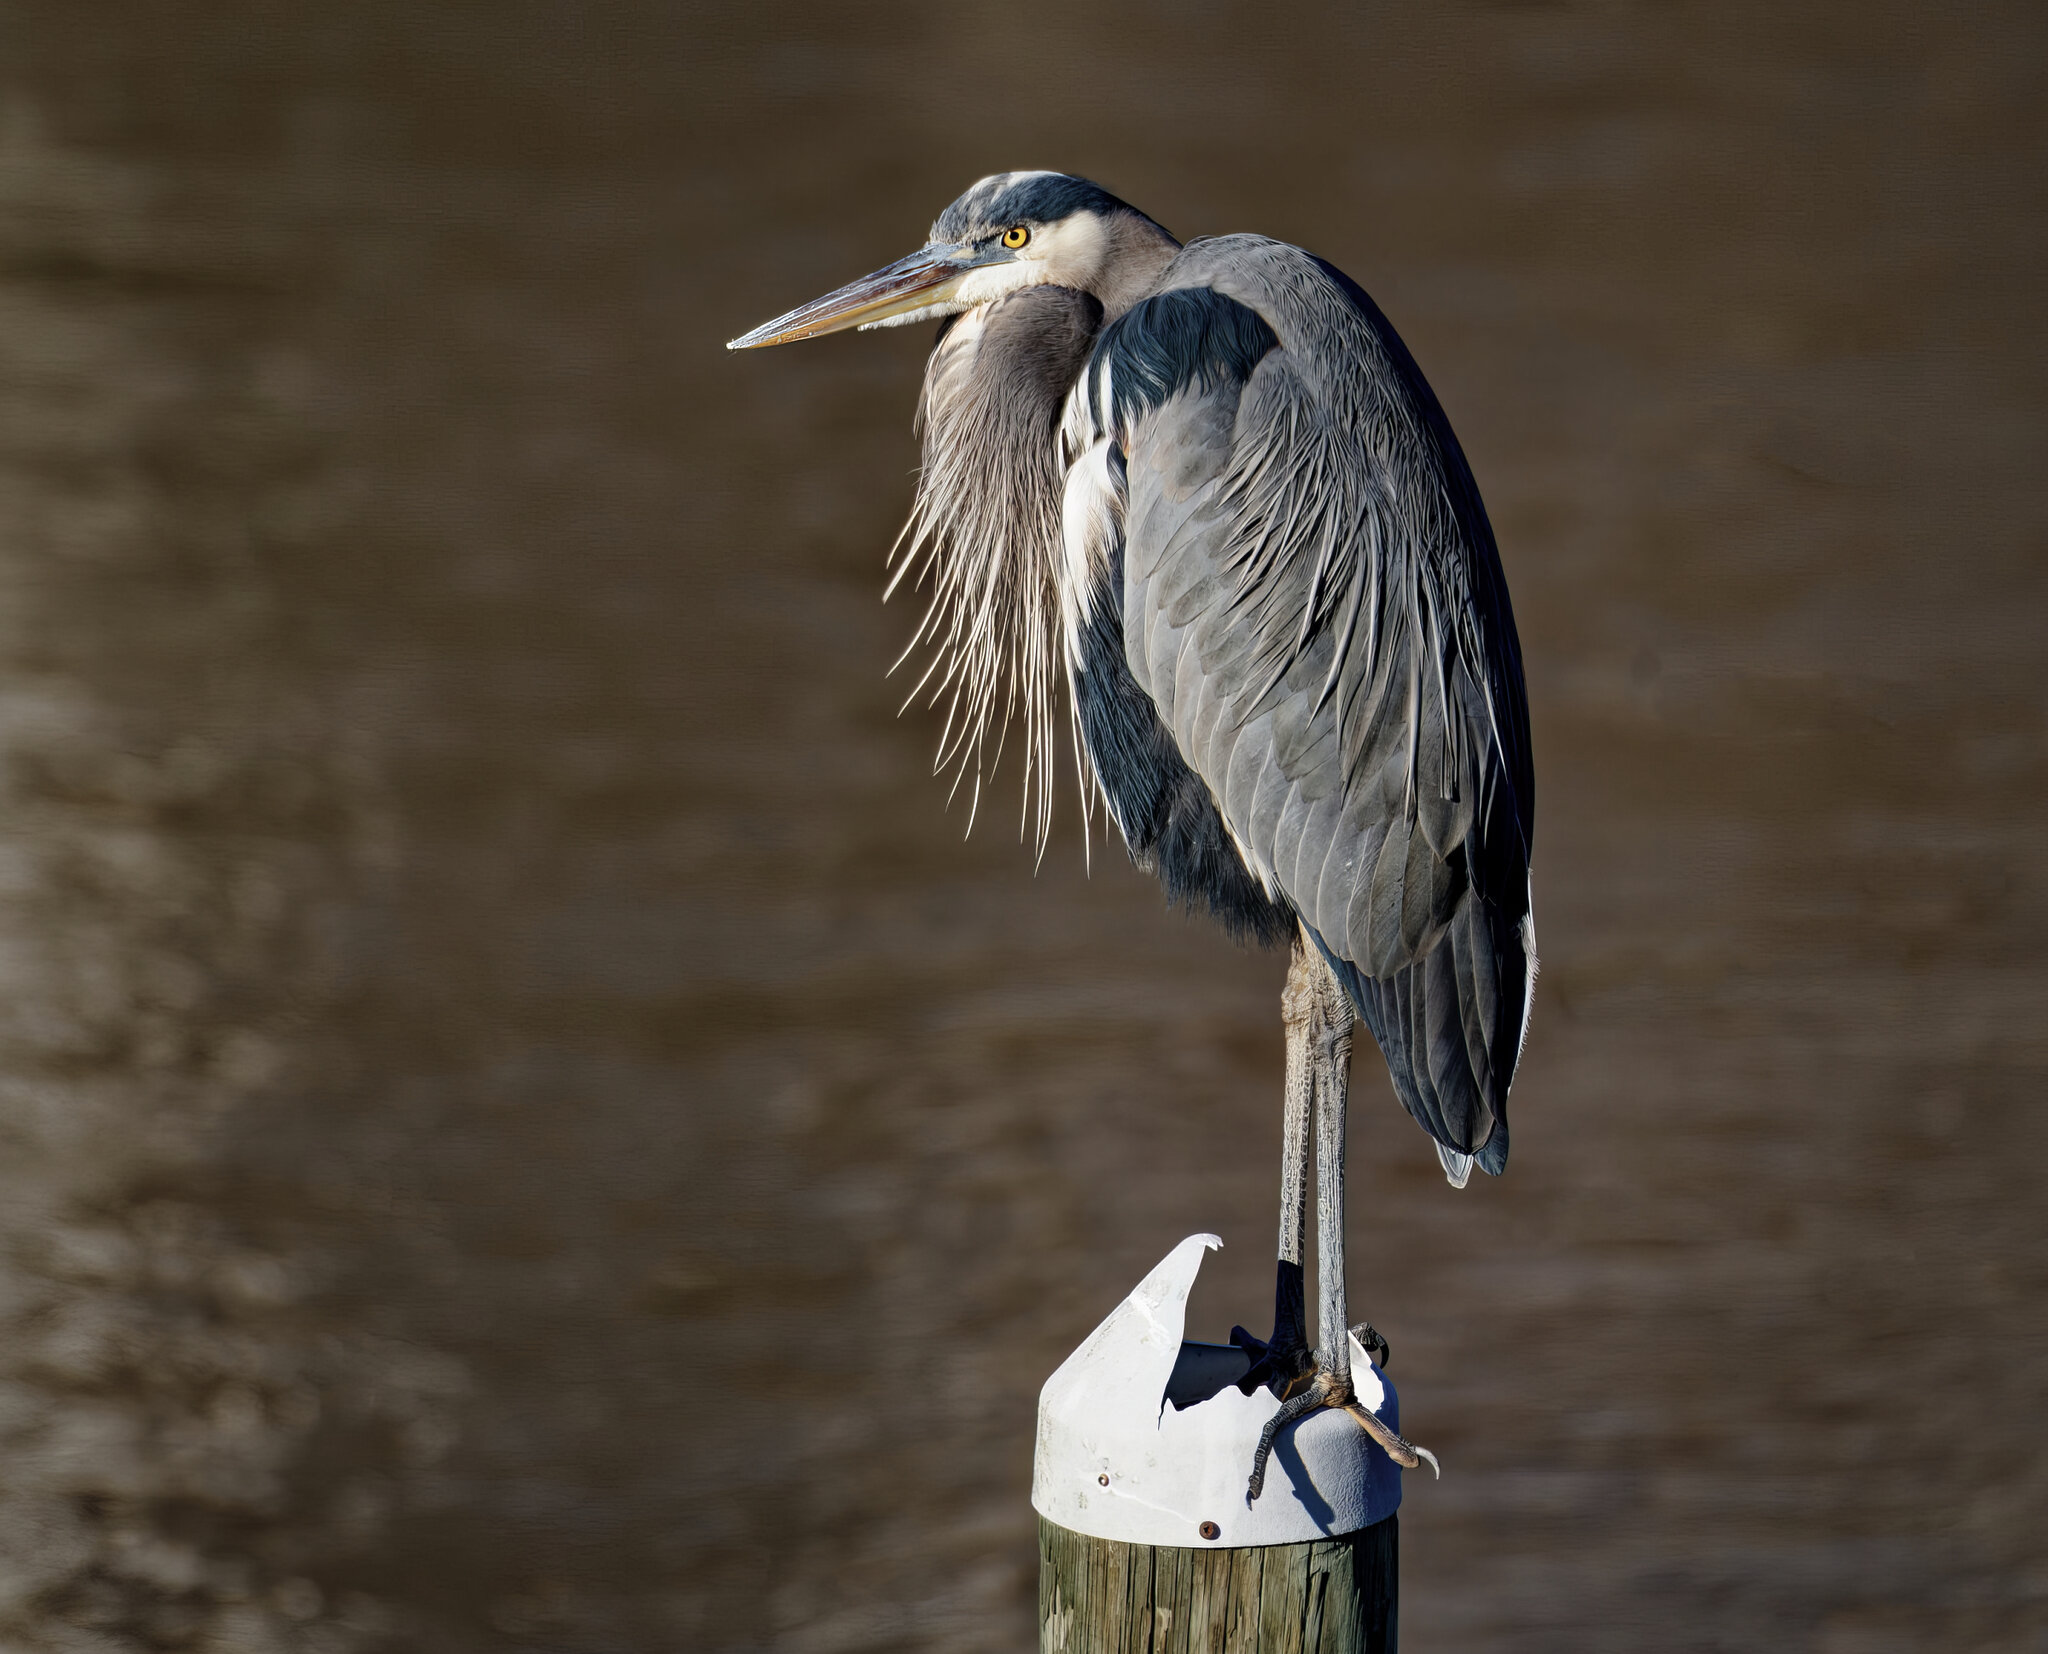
(728, 171, 1179, 350)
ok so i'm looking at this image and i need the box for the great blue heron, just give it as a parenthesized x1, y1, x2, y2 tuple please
(730, 172, 1535, 1502)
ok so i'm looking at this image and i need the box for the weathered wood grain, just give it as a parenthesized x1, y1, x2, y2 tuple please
(1038, 1516, 1396, 1653)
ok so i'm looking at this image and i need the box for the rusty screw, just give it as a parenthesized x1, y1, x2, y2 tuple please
(1198, 1521, 1221, 1541)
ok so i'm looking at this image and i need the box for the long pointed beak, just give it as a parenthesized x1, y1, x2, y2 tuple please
(727, 246, 969, 350)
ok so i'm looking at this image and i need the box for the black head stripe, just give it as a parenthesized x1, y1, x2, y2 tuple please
(934, 172, 1138, 242)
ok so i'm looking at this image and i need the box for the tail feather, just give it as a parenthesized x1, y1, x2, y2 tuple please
(1309, 873, 1531, 1180)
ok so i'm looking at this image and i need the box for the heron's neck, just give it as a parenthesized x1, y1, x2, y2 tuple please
(1089, 214, 1182, 321)
(915, 284, 1105, 593)
(890, 285, 1106, 850)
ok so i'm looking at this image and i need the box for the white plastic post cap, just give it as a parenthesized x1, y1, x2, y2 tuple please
(1031, 1234, 1404, 1549)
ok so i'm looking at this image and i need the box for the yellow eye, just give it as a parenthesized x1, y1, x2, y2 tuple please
(1001, 225, 1030, 250)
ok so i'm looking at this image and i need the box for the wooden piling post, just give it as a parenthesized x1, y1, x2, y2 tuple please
(1037, 1513, 1396, 1653)
(1032, 1240, 1409, 1651)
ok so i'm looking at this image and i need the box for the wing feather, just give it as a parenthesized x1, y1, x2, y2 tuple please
(1066, 238, 1536, 1171)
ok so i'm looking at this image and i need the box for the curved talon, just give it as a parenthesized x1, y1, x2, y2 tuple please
(1341, 1401, 1440, 1478)
(1247, 1366, 1440, 1504)
(1347, 1320, 1391, 1370)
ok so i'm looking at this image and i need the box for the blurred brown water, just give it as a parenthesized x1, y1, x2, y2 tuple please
(0, 4, 2043, 1650)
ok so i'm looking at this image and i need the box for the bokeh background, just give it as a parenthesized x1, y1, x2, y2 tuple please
(0, 3, 2043, 1650)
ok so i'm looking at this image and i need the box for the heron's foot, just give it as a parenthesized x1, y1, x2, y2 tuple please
(1227, 1320, 1317, 1403)
(1226, 1311, 1389, 1401)
(1229, 1258, 1317, 1401)
(1243, 1365, 1440, 1507)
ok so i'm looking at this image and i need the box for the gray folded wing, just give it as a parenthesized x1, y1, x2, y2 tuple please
(1096, 237, 1536, 1167)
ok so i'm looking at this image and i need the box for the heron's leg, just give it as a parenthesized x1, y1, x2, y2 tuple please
(1310, 948, 1355, 1381)
(1228, 939, 1318, 1402)
(1246, 939, 1437, 1506)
